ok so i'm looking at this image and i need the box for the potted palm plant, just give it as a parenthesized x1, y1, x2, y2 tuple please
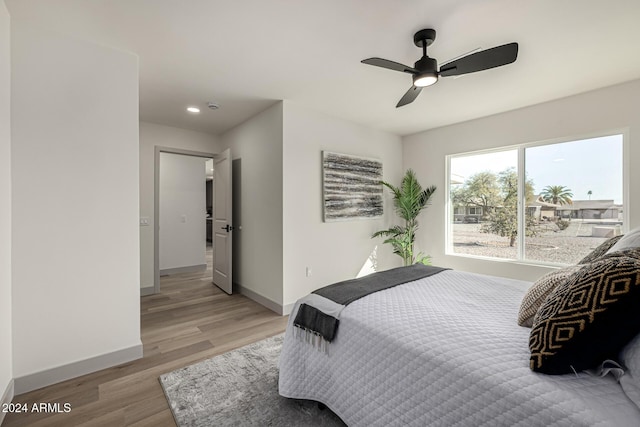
(372, 169, 436, 266)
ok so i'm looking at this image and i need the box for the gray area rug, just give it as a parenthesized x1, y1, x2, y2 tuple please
(159, 334, 346, 427)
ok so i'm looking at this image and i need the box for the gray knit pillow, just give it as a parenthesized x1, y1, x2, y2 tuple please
(518, 265, 583, 327)
(578, 235, 624, 264)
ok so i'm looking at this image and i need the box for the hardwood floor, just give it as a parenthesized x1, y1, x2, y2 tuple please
(4, 247, 288, 426)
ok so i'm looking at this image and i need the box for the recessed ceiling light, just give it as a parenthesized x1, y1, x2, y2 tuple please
(187, 107, 200, 113)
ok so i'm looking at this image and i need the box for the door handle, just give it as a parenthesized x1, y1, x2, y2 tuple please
(221, 224, 234, 232)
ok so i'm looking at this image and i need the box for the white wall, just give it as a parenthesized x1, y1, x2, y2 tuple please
(0, 0, 13, 411)
(219, 102, 403, 312)
(159, 153, 207, 271)
(139, 121, 220, 289)
(220, 103, 284, 307)
(11, 21, 141, 389)
(403, 79, 640, 282)
(282, 102, 403, 308)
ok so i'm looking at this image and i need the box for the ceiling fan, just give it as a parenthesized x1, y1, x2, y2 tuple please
(362, 29, 518, 107)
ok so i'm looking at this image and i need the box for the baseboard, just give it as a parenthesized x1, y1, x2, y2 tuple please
(14, 343, 143, 395)
(140, 286, 155, 296)
(233, 283, 287, 316)
(159, 264, 206, 276)
(282, 302, 295, 316)
(0, 379, 14, 425)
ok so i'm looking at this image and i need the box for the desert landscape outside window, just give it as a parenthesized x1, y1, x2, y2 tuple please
(448, 134, 624, 265)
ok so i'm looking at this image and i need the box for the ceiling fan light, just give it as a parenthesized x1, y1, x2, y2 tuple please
(413, 73, 438, 87)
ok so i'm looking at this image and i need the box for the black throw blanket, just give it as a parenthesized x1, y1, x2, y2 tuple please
(293, 264, 448, 344)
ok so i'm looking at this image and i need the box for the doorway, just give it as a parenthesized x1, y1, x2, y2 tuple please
(153, 147, 233, 294)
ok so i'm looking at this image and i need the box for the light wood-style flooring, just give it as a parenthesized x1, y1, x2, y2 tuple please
(4, 247, 288, 426)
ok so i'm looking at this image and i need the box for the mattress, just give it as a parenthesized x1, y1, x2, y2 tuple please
(278, 270, 640, 426)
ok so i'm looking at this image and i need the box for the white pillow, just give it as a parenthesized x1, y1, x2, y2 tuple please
(606, 227, 640, 254)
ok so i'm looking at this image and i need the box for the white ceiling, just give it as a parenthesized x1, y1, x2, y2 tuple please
(6, 0, 640, 136)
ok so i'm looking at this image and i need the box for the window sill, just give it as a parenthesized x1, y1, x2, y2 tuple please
(444, 251, 571, 269)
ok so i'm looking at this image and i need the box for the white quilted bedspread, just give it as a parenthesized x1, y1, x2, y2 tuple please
(278, 270, 640, 426)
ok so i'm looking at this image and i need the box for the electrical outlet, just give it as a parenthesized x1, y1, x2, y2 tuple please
(306, 267, 312, 277)
(140, 217, 150, 226)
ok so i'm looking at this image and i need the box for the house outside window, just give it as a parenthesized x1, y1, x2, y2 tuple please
(447, 133, 625, 265)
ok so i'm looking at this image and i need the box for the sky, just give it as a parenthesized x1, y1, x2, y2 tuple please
(450, 134, 623, 204)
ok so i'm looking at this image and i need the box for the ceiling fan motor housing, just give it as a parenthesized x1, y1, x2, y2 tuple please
(414, 56, 438, 73)
(413, 56, 438, 86)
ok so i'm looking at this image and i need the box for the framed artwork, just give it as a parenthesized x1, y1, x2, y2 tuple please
(322, 151, 383, 222)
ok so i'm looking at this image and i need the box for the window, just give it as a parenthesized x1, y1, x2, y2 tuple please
(448, 134, 624, 265)
(468, 207, 482, 215)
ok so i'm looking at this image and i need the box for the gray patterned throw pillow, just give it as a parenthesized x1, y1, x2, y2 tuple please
(530, 256, 640, 374)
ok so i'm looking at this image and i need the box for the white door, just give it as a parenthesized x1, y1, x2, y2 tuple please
(213, 148, 233, 294)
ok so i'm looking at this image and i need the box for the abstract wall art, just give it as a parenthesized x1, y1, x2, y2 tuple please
(322, 151, 383, 222)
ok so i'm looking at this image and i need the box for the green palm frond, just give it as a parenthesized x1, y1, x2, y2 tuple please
(415, 253, 432, 265)
(371, 225, 404, 239)
(419, 186, 437, 209)
(381, 181, 402, 201)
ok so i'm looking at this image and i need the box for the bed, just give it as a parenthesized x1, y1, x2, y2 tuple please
(278, 268, 640, 426)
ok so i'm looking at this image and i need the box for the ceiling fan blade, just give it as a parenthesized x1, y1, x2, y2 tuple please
(362, 58, 417, 74)
(396, 85, 422, 108)
(439, 42, 518, 77)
